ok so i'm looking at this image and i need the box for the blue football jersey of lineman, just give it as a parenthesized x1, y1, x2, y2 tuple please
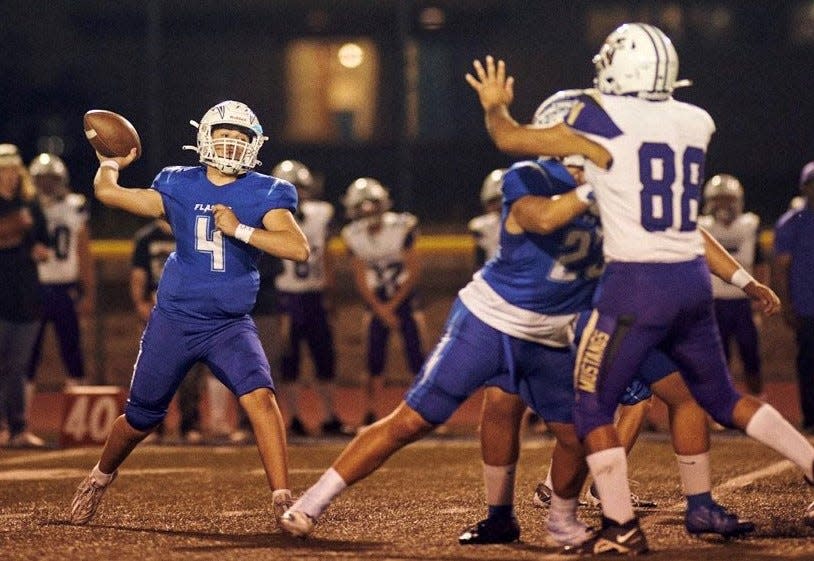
(152, 166, 297, 320)
(480, 158, 603, 314)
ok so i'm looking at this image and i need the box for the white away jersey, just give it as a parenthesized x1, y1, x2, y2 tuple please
(341, 211, 418, 298)
(468, 211, 501, 262)
(275, 200, 334, 293)
(698, 212, 760, 299)
(38, 193, 89, 284)
(567, 91, 715, 263)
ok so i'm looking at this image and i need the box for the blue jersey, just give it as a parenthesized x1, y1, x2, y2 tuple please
(152, 166, 297, 320)
(481, 158, 603, 314)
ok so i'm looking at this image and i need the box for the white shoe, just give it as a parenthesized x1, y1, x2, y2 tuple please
(547, 516, 595, 547)
(70, 471, 118, 525)
(272, 489, 294, 526)
(280, 509, 316, 537)
(8, 431, 47, 448)
(805, 500, 814, 528)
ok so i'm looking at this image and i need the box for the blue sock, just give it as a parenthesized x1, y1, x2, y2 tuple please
(488, 504, 514, 520)
(686, 492, 715, 510)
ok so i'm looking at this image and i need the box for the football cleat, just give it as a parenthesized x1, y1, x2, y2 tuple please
(70, 471, 117, 525)
(685, 503, 755, 538)
(804, 500, 814, 528)
(272, 489, 295, 526)
(533, 482, 590, 508)
(584, 483, 657, 509)
(532, 482, 552, 508)
(563, 517, 648, 556)
(547, 516, 596, 547)
(458, 516, 520, 545)
(280, 509, 316, 537)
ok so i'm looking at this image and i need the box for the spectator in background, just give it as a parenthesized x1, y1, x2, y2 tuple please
(0, 144, 49, 448)
(271, 160, 343, 437)
(26, 154, 95, 408)
(340, 178, 425, 429)
(468, 168, 504, 269)
(698, 174, 767, 397)
(130, 219, 229, 444)
(772, 161, 814, 433)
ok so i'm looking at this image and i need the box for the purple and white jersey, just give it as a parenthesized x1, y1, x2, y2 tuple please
(341, 211, 418, 300)
(567, 90, 715, 263)
(275, 200, 333, 293)
(468, 211, 501, 262)
(37, 194, 89, 284)
(698, 212, 760, 299)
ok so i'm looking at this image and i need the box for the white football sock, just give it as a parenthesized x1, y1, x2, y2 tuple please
(292, 467, 347, 520)
(675, 452, 711, 496)
(91, 463, 115, 486)
(745, 404, 814, 481)
(483, 463, 515, 506)
(586, 447, 635, 524)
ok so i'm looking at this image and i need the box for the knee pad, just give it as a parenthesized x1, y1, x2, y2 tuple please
(124, 399, 167, 432)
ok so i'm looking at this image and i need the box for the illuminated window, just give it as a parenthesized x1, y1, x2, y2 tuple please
(284, 38, 379, 142)
(791, 1, 814, 45)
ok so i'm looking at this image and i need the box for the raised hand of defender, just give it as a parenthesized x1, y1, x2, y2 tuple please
(465, 55, 515, 111)
(743, 281, 781, 316)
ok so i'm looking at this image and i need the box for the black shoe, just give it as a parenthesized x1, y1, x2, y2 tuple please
(686, 503, 755, 538)
(563, 517, 648, 555)
(458, 516, 520, 545)
(320, 416, 345, 436)
(289, 416, 308, 437)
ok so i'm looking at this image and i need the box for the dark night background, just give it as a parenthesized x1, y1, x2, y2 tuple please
(2, 0, 813, 236)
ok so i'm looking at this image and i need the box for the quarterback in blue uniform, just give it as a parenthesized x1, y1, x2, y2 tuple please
(70, 101, 309, 530)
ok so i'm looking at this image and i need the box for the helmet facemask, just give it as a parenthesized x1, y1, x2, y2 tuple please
(342, 178, 392, 220)
(183, 101, 267, 175)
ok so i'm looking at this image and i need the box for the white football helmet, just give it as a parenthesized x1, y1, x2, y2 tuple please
(183, 100, 267, 175)
(703, 173, 744, 222)
(271, 159, 320, 199)
(593, 23, 686, 100)
(342, 177, 392, 219)
(480, 169, 504, 206)
(29, 153, 70, 198)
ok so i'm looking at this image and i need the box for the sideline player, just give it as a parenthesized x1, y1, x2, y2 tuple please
(69, 101, 309, 530)
(467, 24, 814, 554)
(271, 160, 343, 436)
(26, 153, 95, 396)
(340, 178, 425, 428)
(699, 174, 766, 396)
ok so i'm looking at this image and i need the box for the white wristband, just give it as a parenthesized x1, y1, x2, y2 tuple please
(99, 160, 119, 171)
(574, 183, 595, 204)
(730, 268, 754, 289)
(234, 223, 255, 243)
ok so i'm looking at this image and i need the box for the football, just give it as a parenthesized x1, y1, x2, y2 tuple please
(83, 110, 142, 159)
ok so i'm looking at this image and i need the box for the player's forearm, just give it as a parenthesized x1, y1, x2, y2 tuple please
(514, 192, 589, 235)
(94, 169, 163, 218)
(700, 227, 742, 282)
(245, 229, 310, 263)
